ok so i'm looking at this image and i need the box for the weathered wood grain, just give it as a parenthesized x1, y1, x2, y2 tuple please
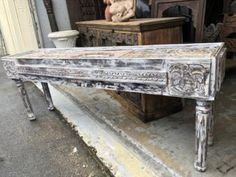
(208, 102, 214, 146)
(194, 100, 213, 172)
(2, 43, 225, 100)
(1, 43, 226, 172)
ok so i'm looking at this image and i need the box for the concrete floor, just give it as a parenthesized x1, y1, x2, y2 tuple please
(0, 64, 111, 177)
(57, 61, 236, 177)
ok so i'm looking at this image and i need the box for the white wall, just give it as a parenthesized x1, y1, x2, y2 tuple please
(0, 0, 39, 54)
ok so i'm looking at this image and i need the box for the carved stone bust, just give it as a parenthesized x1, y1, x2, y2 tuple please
(104, 0, 136, 22)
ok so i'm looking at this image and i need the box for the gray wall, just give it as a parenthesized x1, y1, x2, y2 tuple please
(35, 0, 71, 48)
(52, 0, 71, 30)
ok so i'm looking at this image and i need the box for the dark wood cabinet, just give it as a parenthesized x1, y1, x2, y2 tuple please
(76, 18, 184, 122)
(66, 0, 104, 29)
(151, 0, 206, 42)
(221, 1, 236, 53)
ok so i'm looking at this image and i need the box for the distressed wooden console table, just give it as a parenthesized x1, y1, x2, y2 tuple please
(1, 43, 226, 172)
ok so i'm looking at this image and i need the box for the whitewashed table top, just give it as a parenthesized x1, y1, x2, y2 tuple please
(4, 43, 224, 60)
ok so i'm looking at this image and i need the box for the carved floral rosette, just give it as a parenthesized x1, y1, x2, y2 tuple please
(168, 63, 210, 97)
(2, 60, 18, 79)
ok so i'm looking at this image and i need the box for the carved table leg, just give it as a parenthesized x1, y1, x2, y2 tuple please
(194, 100, 212, 172)
(14, 79, 36, 121)
(208, 102, 214, 146)
(41, 82, 55, 111)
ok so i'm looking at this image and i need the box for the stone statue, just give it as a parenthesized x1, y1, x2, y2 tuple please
(104, 0, 136, 22)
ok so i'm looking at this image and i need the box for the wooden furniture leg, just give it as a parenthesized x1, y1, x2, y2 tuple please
(194, 100, 212, 172)
(41, 82, 55, 111)
(208, 102, 214, 146)
(14, 79, 36, 121)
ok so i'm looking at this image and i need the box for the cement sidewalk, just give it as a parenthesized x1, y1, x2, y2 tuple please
(0, 63, 111, 177)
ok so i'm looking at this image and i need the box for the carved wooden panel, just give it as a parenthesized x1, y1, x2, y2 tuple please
(78, 27, 139, 47)
(151, 0, 206, 42)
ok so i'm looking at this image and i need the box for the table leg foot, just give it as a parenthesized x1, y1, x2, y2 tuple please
(194, 100, 212, 172)
(41, 82, 55, 111)
(14, 79, 36, 121)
